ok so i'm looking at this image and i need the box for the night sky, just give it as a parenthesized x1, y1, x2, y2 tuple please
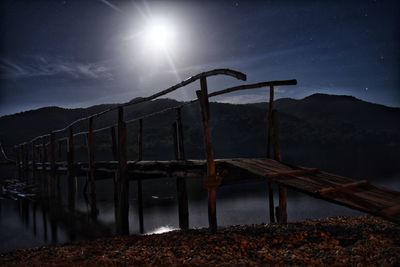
(0, 0, 399, 116)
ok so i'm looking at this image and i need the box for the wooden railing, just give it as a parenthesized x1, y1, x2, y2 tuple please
(14, 68, 297, 232)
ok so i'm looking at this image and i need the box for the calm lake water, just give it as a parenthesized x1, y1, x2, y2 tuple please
(1, 167, 399, 253)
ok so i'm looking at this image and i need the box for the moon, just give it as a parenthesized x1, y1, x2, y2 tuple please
(143, 19, 176, 52)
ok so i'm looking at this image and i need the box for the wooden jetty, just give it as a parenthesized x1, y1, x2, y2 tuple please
(12, 68, 400, 233)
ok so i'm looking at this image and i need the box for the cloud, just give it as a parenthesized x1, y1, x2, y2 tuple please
(0, 56, 114, 80)
(97, 0, 122, 13)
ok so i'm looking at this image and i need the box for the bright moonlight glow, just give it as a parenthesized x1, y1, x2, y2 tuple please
(143, 20, 176, 51)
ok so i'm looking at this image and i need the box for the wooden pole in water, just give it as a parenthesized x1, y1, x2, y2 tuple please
(87, 117, 97, 217)
(267, 86, 275, 223)
(67, 125, 75, 210)
(174, 108, 189, 230)
(196, 77, 219, 232)
(137, 118, 144, 233)
(117, 106, 129, 234)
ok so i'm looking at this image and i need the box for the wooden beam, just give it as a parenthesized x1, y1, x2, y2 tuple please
(272, 109, 282, 162)
(197, 76, 219, 232)
(31, 142, 36, 171)
(176, 107, 185, 160)
(41, 137, 47, 172)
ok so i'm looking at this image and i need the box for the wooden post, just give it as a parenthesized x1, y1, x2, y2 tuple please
(67, 126, 75, 210)
(110, 126, 118, 224)
(272, 109, 282, 162)
(137, 119, 144, 233)
(87, 117, 97, 217)
(278, 185, 288, 223)
(266, 86, 276, 224)
(196, 77, 219, 232)
(173, 108, 189, 230)
(117, 106, 129, 234)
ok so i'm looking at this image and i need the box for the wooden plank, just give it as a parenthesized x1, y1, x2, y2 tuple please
(266, 168, 319, 179)
(110, 126, 117, 161)
(317, 180, 369, 196)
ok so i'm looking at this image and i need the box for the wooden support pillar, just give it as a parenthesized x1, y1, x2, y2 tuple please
(278, 186, 288, 223)
(67, 126, 75, 210)
(196, 77, 219, 232)
(137, 119, 144, 233)
(87, 117, 97, 217)
(110, 126, 118, 223)
(117, 106, 129, 234)
(173, 108, 189, 230)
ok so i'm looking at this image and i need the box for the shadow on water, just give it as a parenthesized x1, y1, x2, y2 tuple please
(1, 164, 399, 253)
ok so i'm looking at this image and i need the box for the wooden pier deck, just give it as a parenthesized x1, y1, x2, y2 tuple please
(12, 68, 400, 233)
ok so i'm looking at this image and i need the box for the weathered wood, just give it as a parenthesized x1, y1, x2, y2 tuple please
(317, 180, 369, 196)
(267, 86, 274, 158)
(268, 182, 275, 223)
(67, 126, 75, 210)
(137, 118, 144, 233)
(172, 122, 179, 159)
(49, 133, 56, 194)
(278, 185, 288, 223)
(208, 79, 297, 99)
(117, 106, 129, 234)
(87, 117, 97, 217)
(266, 169, 319, 180)
(197, 77, 218, 232)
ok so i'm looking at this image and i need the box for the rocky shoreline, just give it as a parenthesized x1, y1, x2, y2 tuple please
(1, 216, 399, 266)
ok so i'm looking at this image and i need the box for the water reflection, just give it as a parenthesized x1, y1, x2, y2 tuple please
(1, 168, 399, 253)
